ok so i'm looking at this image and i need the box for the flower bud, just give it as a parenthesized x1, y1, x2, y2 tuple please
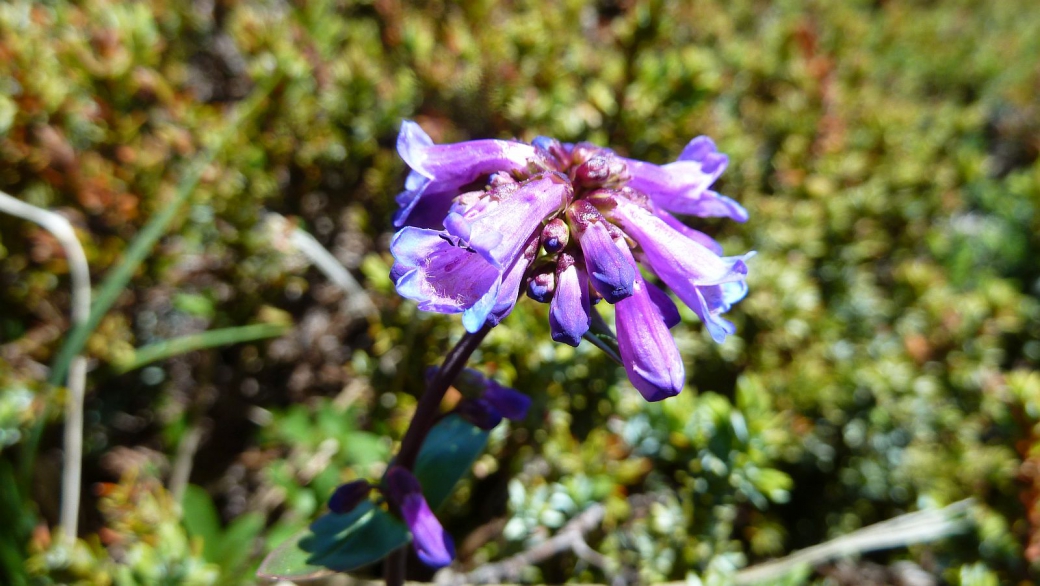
(540, 218, 570, 254)
(386, 467, 455, 568)
(483, 382, 531, 421)
(455, 398, 503, 430)
(328, 480, 372, 514)
(532, 136, 571, 169)
(526, 262, 556, 303)
(569, 142, 603, 167)
(487, 171, 517, 187)
(573, 155, 631, 189)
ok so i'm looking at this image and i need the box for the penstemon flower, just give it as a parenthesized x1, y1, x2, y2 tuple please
(390, 121, 753, 402)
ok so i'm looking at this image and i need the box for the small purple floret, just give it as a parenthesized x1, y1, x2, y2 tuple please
(386, 467, 455, 569)
(328, 480, 371, 515)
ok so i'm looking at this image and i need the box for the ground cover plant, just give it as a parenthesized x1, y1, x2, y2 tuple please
(1, 0, 1039, 584)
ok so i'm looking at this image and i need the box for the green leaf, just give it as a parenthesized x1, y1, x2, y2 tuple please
(257, 416, 489, 580)
(303, 501, 410, 572)
(181, 484, 222, 562)
(115, 323, 289, 373)
(414, 414, 490, 509)
(256, 526, 336, 582)
(217, 511, 265, 575)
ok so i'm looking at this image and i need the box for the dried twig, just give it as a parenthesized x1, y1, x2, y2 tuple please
(718, 499, 973, 585)
(266, 212, 377, 318)
(435, 503, 609, 585)
(0, 190, 90, 544)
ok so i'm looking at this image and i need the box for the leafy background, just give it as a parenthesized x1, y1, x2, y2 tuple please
(1, 0, 1039, 584)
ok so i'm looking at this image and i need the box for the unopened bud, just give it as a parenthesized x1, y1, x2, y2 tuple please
(569, 142, 603, 167)
(487, 171, 517, 187)
(526, 263, 556, 303)
(328, 480, 372, 514)
(455, 398, 503, 430)
(532, 136, 571, 169)
(573, 155, 630, 189)
(540, 218, 570, 254)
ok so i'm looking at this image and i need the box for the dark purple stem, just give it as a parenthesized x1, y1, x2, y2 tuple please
(384, 322, 493, 585)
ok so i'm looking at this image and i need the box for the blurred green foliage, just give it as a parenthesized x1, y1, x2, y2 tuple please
(1, 0, 1040, 584)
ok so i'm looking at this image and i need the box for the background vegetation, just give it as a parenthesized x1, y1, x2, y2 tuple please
(2, 0, 1039, 584)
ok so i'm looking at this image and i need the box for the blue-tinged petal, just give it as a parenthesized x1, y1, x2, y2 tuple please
(614, 246, 685, 401)
(327, 480, 371, 515)
(444, 174, 572, 269)
(487, 234, 539, 326)
(549, 253, 591, 346)
(623, 136, 747, 222)
(455, 398, 503, 430)
(385, 467, 455, 569)
(568, 200, 635, 303)
(483, 382, 531, 421)
(394, 121, 541, 227)
(690, 285, 739, 343)
(390, 228, 504, 328)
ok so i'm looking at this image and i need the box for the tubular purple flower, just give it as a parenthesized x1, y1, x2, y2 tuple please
(455, 398, 504, 430)
(390, 228, 504, 332)
(568, 200, 635, 303)
(613, 244, 685, 401)
(444, 174, 572, 269)
(606, 197, 750, 342)
(395, 121, 541, 227)
(483, 381, 531, 421)
(385, 467, 455, 568)
(623, 136, 748, 222)
(549, 252, 591, 346)
(653, 205, 724, 255)
(607, 197, 748, 287)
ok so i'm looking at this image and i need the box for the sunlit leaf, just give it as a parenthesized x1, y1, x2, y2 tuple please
(414, 414, 490, 509)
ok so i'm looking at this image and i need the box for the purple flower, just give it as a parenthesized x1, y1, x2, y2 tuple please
(614, 243, 685, 401)
(389, 121, 753, 399)
(447, 368, 532, 429)
(395, 121, 542, 228)
(327, 480, 372, 515)
(385, 467, 455, 568)
(549, 252, 591, 346)
(623, 136, 748, 222)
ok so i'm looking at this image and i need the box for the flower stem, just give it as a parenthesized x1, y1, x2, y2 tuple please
(384, 322, 493, 585)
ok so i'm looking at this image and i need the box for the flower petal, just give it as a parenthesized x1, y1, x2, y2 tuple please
(486, 234, 539, 326)
(390, 227, 504, 332)
(395, 121, 540, 227)
(483, 382, 531, 421)
(568, 200, 635, 303)
(549, 253, 591, 346)
(386, 467, 455, 569)
(645, 281, 681, 329)
(444, 174, 572, 269)
(623, 136, 747, 222)
(614, 245, 685, 401)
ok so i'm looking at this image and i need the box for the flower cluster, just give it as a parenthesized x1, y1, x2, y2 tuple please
(390, 121, 752, 401)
